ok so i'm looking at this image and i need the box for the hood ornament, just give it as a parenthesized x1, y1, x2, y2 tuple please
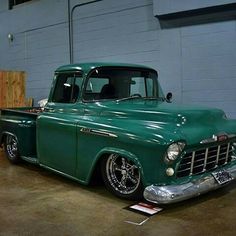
(200, 133, 229, 144)
(212, 133, 228, 142)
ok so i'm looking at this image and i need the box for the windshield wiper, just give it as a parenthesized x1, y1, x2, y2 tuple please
(116, 95, 143, 102)
(117, 96, 165, 102)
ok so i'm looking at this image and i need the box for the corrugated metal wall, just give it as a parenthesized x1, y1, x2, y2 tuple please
(0, 0, 235, 118)
(0, 0, 69, 102)
(181, 21, 236, 118)
(72, 0, 159, 65)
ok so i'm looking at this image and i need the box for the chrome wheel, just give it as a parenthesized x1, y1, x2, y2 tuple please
(6, 135, 18, 159)
(105, 153, 141, 195)
(4, 134, 20, 164)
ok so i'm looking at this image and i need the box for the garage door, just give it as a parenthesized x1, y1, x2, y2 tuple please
(181, 20, 236, 118)
(72, 1, 160, 68)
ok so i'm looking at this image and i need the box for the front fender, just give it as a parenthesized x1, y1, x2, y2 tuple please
(88, 147, 146, 184)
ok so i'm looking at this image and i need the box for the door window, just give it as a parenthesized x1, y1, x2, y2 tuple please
(52, 73, 83, 103)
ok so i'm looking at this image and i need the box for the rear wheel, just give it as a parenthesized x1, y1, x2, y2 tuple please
(4, 134, 21, 164)
(101, 153, 143, 200)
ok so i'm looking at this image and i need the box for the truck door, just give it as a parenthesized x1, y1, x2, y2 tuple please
(37, 72, 83, 177)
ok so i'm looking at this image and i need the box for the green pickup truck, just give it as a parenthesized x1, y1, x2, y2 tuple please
(1, 63, 236, 204)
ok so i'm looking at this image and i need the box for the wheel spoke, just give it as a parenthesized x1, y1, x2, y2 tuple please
(121, 157, 126, 169)
(120, 174, 127, 188)
(126, 164, 137, 172)
(113, 162, 122, 172)
(127, 173, 138, 184)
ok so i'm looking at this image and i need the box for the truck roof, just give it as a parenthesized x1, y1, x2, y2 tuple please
(55, 62, 155, 74)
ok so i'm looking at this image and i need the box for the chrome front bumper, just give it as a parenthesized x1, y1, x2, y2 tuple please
(143, 165, 236, 204)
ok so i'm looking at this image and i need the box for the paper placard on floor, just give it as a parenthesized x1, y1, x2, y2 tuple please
(125, 202, 163, 216)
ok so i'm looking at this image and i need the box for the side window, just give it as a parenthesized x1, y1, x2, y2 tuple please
(52, 73, 82, 103)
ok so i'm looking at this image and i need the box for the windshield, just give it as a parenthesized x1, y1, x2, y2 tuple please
(83, 67, 164, 101)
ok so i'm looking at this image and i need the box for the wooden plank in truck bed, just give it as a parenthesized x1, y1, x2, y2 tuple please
(0, 71, 26, 108)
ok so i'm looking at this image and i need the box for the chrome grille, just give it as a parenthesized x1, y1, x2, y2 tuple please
(177, 143, 233, 178)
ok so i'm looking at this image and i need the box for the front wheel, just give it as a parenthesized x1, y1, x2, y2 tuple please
(101, 153, 144, 200)
(4, 134, 21, 164)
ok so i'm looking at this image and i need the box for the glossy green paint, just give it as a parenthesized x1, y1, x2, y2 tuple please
(1, 63, 236, 189)
(0, 109, 37, 157)
(43, 99, 236, 186)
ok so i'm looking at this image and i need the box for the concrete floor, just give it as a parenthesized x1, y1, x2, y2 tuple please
(0, 148, 236, 236)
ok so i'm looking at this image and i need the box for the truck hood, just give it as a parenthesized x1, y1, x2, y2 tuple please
(100, 100, 226, 124)
(97, 100, 235, 145)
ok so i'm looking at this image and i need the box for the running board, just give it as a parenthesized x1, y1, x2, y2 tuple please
(21, 156, 39, 164)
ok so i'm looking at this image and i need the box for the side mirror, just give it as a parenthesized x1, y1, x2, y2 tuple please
(166, 92, 173, 103)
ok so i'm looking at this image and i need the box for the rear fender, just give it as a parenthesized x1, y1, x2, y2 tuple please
(0, 132, 18, 148)
(0, 121, 36, 157)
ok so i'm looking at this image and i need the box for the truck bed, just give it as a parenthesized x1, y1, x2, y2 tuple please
(0, 107, 43, 117)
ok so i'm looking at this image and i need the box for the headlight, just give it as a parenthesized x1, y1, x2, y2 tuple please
(165, 142, 185, 162)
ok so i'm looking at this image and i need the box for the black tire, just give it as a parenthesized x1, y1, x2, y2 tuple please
(4, 134, 21, 164)
(101, 153, 144, 200)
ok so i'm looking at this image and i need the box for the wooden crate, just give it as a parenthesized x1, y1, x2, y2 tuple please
(0, 71, 26, 108)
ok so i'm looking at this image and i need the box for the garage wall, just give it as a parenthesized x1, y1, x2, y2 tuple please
(0, 0, 69, 102)
(0, 0, 235, 118)
(154, 0, 236, 16)
(72, 0, 159, 65)
(181, 21, 236, 118)
(70, 0, 236, 118)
